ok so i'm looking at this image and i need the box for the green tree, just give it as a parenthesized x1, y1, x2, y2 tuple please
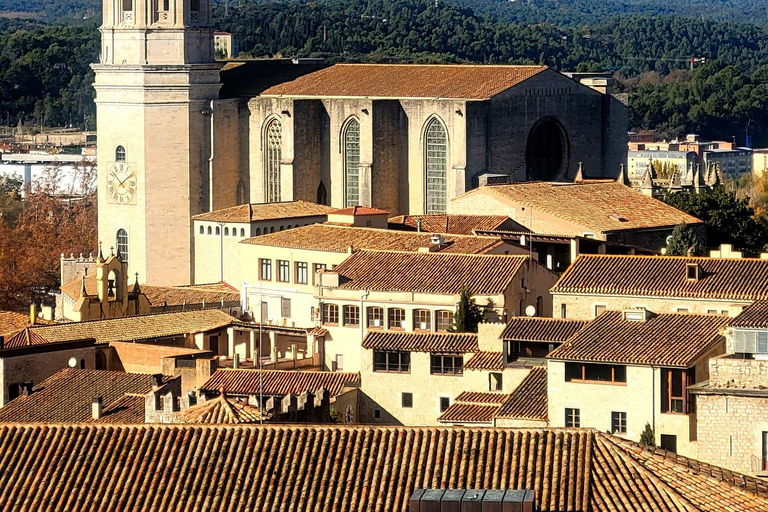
(450, 286, 483, 333)
(639, 423, 655, 447)
(665, 223, 705, 256)
(664, 188, 768, 256)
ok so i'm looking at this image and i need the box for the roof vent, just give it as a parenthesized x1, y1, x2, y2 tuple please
(611, 213, 628, 222)
(686, 262, 701, 281)
(430, 233, 445, 246)
(622, 309, 651, 322)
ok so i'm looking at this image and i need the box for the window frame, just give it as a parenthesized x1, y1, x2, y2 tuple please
(259, 258, 272, 281)
(424, 118, 448, 214)
(661, 367, 695, 414)
(388, 308, 406, 330)
(296, 262, 308, 285)
(343, 305, 360, 328)
(373, 350, 411, 373)
(611, 411, 627, 435)
(565, 407, 581, 428)
(116, 228, 128, 263)
(413, 309, 431, 332)
(565, 362, 627, 385)
(277, 259, 290, 283)
(322, 303, 339, 326)
(402, 392, 413, 408)
(435, 310, 452, 332)
(264, 119, 282, 203)
(343, 118, 361, 207)
(115, 145, 126, 162)
(367, 306, 384, 329)
(430, 353, 464, 376)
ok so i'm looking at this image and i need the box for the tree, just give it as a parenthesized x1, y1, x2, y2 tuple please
(664, 187, 768, 256)
(665, 223, 705, 256)
(450, 286, 483, 333)
(639, 422, 655, 447)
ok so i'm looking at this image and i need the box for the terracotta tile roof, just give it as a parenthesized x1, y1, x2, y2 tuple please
(729, 300, 768, 329)
(3, 328, 56, 348)
(388, 214, 521, 235)
(362, 331, 478, 353)
(501, 317, 589, 342)
(261, 64, 548, 100)
(200, 369, 360, 397)
(437, 392, 511, 423)
(240, 224, 504, 254)
(454, 391, 511, 404)
(0, 369, 168, 423)
(178, 395, 264, 424)
(1, 424, 767, 511)
(496, 367, 548, 420)
(466, 181, 701, 234)
(334, 250, 528, 294)
(0, 311, 53, 337)
(331, 206, 390, 216)
(552, 254, 768, 301)
(549, 311, 729, 367)
(464, 351, 504, 370)
(30, 309, 235, 345)
(192, 200, 334, 222)
(60, 275, 239, 306)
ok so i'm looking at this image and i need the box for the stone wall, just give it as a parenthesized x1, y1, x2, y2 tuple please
(709, 355, 768, 389)
(552, 293, 749, 320)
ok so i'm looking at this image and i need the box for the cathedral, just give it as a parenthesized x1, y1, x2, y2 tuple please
(93, 0, 628, 286)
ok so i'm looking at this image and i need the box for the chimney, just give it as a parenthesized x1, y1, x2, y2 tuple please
(233, 353, 240, 369)
(92, 396, 103, 420)
(29, 303, 37, 325)
(152, 373, 163, 387)
(20, 382, 33, 396)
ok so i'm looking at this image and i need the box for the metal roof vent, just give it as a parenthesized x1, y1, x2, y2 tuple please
(409, 488, 535, 512)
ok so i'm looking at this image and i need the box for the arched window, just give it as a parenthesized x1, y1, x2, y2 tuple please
(116, 229, 128, 262)
(240, 228, 245, 236)
(270, 226, 275, 233)
(279, 225, 284, 231)
(224, 227, 229, 236)
(207, 226, 212, 235)
(199, 225, 204, 235)
(264, 119, 282, 203)
(215, 226, 220, 235)
(115, 145, 126, 162)
(344, 119, 361, 207)
(424, 118, 448, 214)
(256, 227, 262, 235)
(317, 181, 327, 205)
(95, 351, 106, 370)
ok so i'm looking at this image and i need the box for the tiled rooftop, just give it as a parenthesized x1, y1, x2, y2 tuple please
(0, 311, 53, 337)
(0, 369, 168, 423)
(362, 331, 478, 353)
(438, 392, 511, 424)
(501, 317, 589, 342)
(548, 311, 729, 367)
(261, 64, 547, 100)
(729, 300, 768, 329)
(462, 181, 701, 233)
(191, 200, 334, 222)
(178, 395, 264, 424)
(331, 206, 390, 216)
(387, 214, 520, 235)
(463, 351, 504, 371)
(200, 369, 360, 397)
(240, 223, 504, 254)
(60, 275, 239, 306)
(0, 424, 766, 511)
(30, 309, 235, 345)
(552, 254, 768, 301)
(496, 367, 548, 421)
(3, 328, 59, 349)
(334, 250, 528, 295)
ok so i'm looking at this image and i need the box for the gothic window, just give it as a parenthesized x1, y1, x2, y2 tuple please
(224, 227, 229, 236)
(264, 119, 282, 203)
(207, 226, 212, 235)
(317, 181, 327, 205)
(116, 229, 128, 262)
(163, 0, 169, 10)
(240, 228, 245, 236)
(199, 225, 204, 235)
(424, 118, 448, 214)
(115, 145, 126, 162)
(344, 119, 361, 207)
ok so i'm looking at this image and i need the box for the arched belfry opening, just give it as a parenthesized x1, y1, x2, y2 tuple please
(525, 117, 570, 181)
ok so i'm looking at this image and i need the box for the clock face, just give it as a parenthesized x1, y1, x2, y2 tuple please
(107, 162, 137, 204)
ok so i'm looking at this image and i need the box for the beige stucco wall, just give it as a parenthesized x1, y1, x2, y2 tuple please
(553, 293, 750, 320)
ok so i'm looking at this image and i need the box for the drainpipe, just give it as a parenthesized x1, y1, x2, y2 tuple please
(360, 291, 370, 344)
(208, 99, 215, 211)
(652, 365, 657, 445)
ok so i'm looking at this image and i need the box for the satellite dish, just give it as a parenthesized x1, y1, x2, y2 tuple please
(67, 357, 77, 368)
(525, 305, 536, 317)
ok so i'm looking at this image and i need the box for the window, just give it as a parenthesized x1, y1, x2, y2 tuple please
(215, 226, 220, 235)
(413, 309, 431, 331)
(660, 434, 677, 453)
(240, 228, 245, 237)
(402, 392, 413, 408)
(565, 408, 580, 428)
(224, 227, 229, 236)
(322, 303, 339, 325)
(374, 409, 381, 420)
(296, 262, 308, 284)
(611, 412, 627, 435)
(686, 263, 700, 281)
(661, 367, 695, 414)
(435, 310, 452, 332)
(232, 228, 238, 237)
(388, 308, 406, 330)
(344, 118, 361, 207)
(373, 350, 410, 373)
(121, 0, 132, 11)
(259, 259, 271, 281)
(162, 0, 169, 10)
(277, 260, 290, 282)
(440, 397, 450, 412)
(281, 298, 291, 318)
(367, 306, 384, 328)
(199, 225, 204, 234)
(561, 304, 567, 318)
(676, 308, 689, 314)
(190, 0, 200, 11)
(313, 263, 327, 285)
(333, 354, 343, 371)
(116, 229, 128, 263)
(343, 305, 360, 327)
(264, 119, 282, 202)
(565, 362, 626, 384)
(430, 354, 463, 375)
(594, 305, 606, 317)
(425, 118, 448, 214)
(490, 372, 502, 391)
(207, 226, 212, 235)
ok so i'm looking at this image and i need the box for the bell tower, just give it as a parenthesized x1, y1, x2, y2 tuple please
(93, 0, 222, 285)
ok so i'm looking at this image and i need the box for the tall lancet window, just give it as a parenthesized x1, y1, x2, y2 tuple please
(425, 118, 448, 214)
(264, 119, 282, 203)
(344, 119, 361, 207)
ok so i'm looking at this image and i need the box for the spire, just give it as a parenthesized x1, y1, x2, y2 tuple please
(616, 163, 629, 186)
(574, 162, 584, 183)
(80, 275, 88, 297)
(131, 273, 142, 294)
(97, 242, 105, 263)
(109, 246, 115, 257)
(641, 168, 653, 189)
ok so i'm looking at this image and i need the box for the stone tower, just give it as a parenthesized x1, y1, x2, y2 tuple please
(92, 0, 222, 285)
